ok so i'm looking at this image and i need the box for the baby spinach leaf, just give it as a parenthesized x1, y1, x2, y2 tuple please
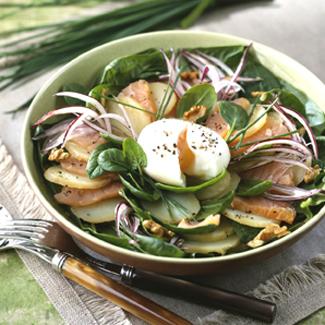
(87, 143, 115, 179)
(230, 221, 260, 243)
(100, 133, 123, 147)
(122, 138, 147, 171)
(281, 81, 325, 135)
(134, 234, 185, 257)
(100, 49, 166, 94)
(97, 148, 128, 173)
(279, 90, 305, 115)
(119, 188, 152, 220)
(62, 83, 87, 105)
(164, 223, 217, 235)
(120, 175, 160, 202)
(199, 191, 234, 218)
(176, 83, 217, 119)
(155, 169, 226, 193)
(219, 101, 249, 131)
(236, 179, 272, 197)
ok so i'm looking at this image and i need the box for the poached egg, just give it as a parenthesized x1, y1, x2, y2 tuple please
(137, 119, 230, 186)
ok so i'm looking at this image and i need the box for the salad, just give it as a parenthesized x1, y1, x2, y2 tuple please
(32, 44, 325, 258)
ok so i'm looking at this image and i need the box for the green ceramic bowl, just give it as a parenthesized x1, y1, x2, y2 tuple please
(21, 31, 325, 275)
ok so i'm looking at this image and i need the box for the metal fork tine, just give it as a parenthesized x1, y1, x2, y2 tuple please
(0, 219, 53, 228)
(0, 224, 49, 233)
(0, 229, 45, 241)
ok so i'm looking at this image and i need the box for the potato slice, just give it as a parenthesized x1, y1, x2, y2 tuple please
(44, 166, 110, 189)
(142, 192, 200, 224)
(182, 234, 240, 255)
(71, 198, 123, 223)
(65, 141, 90, 162)
(184, 222, 234, 242)
(223, 208, 280, 228)
(149, 82, 177, 116)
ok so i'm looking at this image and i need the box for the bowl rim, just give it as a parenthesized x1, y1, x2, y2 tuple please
(21, 30, 325, 265)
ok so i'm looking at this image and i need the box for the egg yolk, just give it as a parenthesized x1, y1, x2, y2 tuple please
(177, 128, 195, 173)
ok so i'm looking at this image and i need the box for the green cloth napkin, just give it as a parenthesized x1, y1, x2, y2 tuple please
(0, 251, 62, 324)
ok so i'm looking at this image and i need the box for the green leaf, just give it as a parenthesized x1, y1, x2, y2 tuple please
(176, 83, 217, 119)
(97, 148, 129, 173)
(122, 138, 147, 170)
(236, 179, 272, 197)
(199, 191, 234, 218)
(86, 143, 114, 179)
(230, 221, 260, 243)
(134, 234, 185, 257)
(100, 49, 166, 94)
(155, 169, 226, 193)
(120, 175, 160, 202)
(279, 90, 305, 115)
(164, 223, 217, 235)
(62, 83, 87, 105)
(219, 101, 249, 130)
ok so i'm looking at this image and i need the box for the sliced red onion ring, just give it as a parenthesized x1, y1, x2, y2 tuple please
(61, 115, 86, 148)
(32, 118, 73, 140)
(223, 43, 252, 97)
(160, 49, 186, 97)
(196, 51, 232, 76)
(265, 184, 321, 201)
(115, 202, 132, 237)
(56, 91, 111, 132)
(95, 113, 129, 128)
(278, 105, 318, 159)
(273, 105, 301, 143)
(83, 119, 125, 142)
(248, 156, 311, 171)
(33, 106, 99, 127)
(254, 147, 306, 158)
(42, 133, 65, 154)
(244, 139, 312, 157)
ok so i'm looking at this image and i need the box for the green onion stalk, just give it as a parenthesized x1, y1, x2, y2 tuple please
(0, 0, 267, 112)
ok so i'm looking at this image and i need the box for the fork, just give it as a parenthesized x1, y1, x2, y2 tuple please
(0, 207, 276, 323)
(0, 206, 191, 325)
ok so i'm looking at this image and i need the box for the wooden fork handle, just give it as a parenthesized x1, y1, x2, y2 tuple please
(54, 254, 191, 325)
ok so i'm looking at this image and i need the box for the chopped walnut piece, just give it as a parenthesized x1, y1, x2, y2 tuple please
(180, 71, 199, 80)
(142, 220, 174, 239)
(247, 224, 290, 248)
(304, 165, 321, 183)
(183, 105, 207, 122)
(48, 148, 70, 161)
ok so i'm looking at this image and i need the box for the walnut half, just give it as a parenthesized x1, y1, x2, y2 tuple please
(247, 224, 290, 248)
(183, 105, 207, 122)
(48, 148, 70, 161)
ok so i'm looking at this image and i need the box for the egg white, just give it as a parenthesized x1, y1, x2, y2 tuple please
(137, 119, 230, 186)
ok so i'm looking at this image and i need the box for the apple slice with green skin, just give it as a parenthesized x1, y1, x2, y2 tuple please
(71, 198, 123, 223)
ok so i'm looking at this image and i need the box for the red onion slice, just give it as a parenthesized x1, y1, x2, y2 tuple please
(223, 43, 252, 97)
(56, 91, 111, 132)
(33, 106, 99, 127)
(244, 139, 312, 157)
(265, 184, 321, 201)
(248, 156, 311, 171)
(32, 118, 73, 140)
(273, 105, 301, 143)
(278, 105, 318, 159)
(196, 51, 233, 76)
